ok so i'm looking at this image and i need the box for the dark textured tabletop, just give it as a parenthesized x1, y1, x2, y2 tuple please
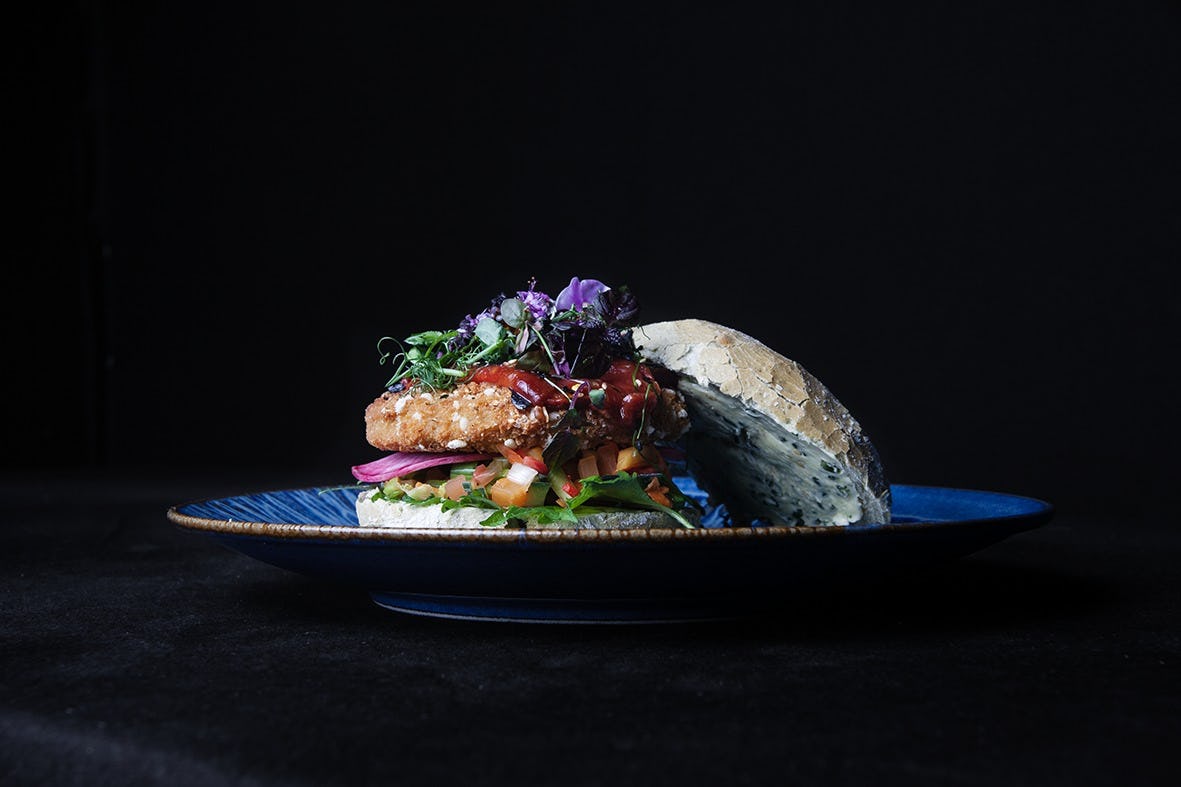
(2, 473, 1177, 786)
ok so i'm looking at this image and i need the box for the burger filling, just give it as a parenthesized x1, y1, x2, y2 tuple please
(352, 277, 697, 528)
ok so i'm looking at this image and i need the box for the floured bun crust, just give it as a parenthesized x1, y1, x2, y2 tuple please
(635, 319, 890, 527)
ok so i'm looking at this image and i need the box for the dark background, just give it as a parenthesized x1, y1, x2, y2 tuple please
(6, 4, 1181, 786)
(12, 1, 1180, 510)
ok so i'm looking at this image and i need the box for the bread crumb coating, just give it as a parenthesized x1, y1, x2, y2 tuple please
(365, 381, 689, 454)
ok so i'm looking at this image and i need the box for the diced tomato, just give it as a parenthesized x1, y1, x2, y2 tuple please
(489, 477, 532, 508)
(595, 442, 618, 476)
(442, 476, 467, 501)
(520, 456, 547, 474)
(500, 444, 546, 474)
(562, 478, 581, 498)
(525, 446, 549, 473)
(472, 457, 509, 488)
(577, 453, 599, 481)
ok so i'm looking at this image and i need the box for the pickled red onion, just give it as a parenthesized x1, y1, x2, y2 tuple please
(350, 451, 493, 483)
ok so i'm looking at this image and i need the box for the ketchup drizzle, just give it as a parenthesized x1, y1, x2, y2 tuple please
(467, 360, 664, 427)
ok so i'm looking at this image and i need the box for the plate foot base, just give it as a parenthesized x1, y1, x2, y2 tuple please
(370, 591, 737, 624)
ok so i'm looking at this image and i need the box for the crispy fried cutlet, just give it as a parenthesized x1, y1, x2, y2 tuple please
(365, 381, 689, 454)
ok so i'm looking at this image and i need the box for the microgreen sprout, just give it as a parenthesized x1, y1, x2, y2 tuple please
(632, 382, 653, 448)
(381, 328, 513, 391)
(375, 277, 642, 392)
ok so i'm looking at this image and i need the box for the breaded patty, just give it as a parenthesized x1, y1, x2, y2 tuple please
(365, 381, 689, 454)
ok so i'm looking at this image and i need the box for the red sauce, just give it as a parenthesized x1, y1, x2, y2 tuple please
(468, 359, 667, 427)
(468, 365, 561, 406)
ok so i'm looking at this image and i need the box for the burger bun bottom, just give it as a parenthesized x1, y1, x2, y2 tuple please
(356, 492, 699, 530)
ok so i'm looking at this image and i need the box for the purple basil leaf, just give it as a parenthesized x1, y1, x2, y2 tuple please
(594, 286, 640, 326)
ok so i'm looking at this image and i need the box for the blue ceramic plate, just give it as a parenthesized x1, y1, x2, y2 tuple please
(168, 483, 1052, 623)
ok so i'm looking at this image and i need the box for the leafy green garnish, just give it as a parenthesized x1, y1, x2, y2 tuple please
(499, 298, 527, 328)
(564, 472, 696, 528)
(375, 278, 644, 393)
(398, 492, 447, 507)
(404, 331, 448, 347)
(477, 473, 694, 528)
(474, 318, 504, 347)
(439, 490, 501, 512)
(369, 471, 696, 529)
(478, 504, 579, 528)
(632, 381, 653, 447)
(378, 327, 513, 390)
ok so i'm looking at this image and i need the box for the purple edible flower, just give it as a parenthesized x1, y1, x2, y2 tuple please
(554, 277, 610, 312)
(455, 313, 479, 342)
(516, 283, 554, 322)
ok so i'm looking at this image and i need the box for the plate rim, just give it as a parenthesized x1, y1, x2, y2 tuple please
(167, 483, 1054, 545)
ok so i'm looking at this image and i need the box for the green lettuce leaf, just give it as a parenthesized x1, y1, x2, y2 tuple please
(439, 490, 500, 512)
(564, 472, 695, 529)
(478, 504, 579, 528)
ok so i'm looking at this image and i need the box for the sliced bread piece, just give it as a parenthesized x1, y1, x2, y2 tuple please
(635, 319, 890, 526)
